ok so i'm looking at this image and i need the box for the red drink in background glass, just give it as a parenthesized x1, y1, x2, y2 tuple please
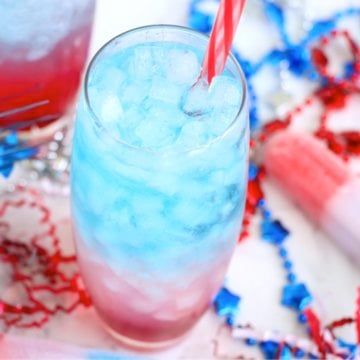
(0, 0, 96, 129)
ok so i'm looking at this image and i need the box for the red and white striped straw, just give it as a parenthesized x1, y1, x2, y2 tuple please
(201, 0, 246, 84)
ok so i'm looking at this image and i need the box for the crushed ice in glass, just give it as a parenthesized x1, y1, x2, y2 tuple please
(88, 42, 243, 151)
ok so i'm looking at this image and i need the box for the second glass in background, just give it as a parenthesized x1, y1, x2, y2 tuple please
(0, 0, 95, 136)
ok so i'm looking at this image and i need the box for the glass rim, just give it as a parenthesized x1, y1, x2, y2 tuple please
(84, 24, 248, 155)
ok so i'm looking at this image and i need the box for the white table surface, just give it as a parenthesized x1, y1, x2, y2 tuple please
(3, 0, 360, 358)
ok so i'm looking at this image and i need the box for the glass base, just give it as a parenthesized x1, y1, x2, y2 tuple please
(1, 112, 73, 196)
(101, 320, 187, 352)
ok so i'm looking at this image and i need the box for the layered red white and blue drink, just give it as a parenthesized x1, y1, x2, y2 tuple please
(71, 26, 248, 348)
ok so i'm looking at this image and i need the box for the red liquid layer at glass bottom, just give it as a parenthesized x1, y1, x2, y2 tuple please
(0, 25, 92, 128)
(76, 239, 229, 348)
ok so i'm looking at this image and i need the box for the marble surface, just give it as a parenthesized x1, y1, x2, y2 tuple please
(2, 0, 360, 358)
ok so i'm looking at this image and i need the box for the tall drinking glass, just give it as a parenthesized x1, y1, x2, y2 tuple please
(71, 25, 249, 349)
(0, 0, 95, 131)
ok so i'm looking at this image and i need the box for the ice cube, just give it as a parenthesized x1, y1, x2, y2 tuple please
(117, 106, 144, 136)
(148, 102, 188, 129)
(129, 45, 162, 80)
(209, 76, 242, 108)
(208, 107, 238, 137)
(149, 76, 184, 104)
(100, 95, 124, 130)
(174, 115, 189, 132)
(175, 120, 208, 149)
(130, 46, 153, 78)
(135, 119, 175, 149)
(89, 65, 126, 94)
(166, 49, 200, 84)
(120, 80, 150, 108)
(133, 101, 187, 149)
(181, 81, 211, 116)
